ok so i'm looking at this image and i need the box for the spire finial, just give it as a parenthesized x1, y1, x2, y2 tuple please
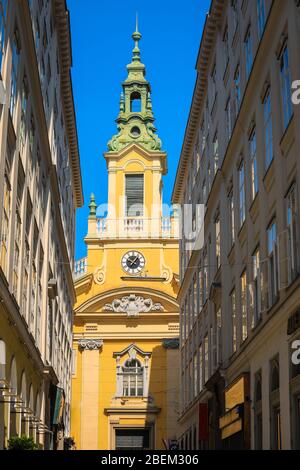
(136, 12, 139, 33)
(88, 193, 97, 218)
(132, 13, 142, 62)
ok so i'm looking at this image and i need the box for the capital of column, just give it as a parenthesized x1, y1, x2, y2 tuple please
(78, 338, 103, 351)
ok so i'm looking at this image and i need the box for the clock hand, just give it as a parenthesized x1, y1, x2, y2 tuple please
(129, 257, 139, 266)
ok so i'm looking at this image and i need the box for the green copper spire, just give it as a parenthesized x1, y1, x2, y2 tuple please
(107, 18, 162, 153)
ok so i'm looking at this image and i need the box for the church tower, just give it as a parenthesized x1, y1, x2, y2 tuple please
(71, 22, 179, 451)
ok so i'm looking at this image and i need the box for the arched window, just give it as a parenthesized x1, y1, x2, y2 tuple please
(271, 360, 280, 392)
(130, 92, 141, 113)
(20, 372, 27, 436)
(122, 359, 143, 397)
(255, 373, 262, 402)
(9, 357, 18, 438)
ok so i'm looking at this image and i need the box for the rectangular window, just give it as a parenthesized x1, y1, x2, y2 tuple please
(193, 275, 198, 318)
(125, 174, 144, 217)
(280, 44, 293, 130)
(203, 251, 208, 304)
(189, 360, 193, 403)
(257, 0, 266, 38)
(251, 248, 261, 328)
(193, 352, 198, 398)
(239, 161, 246, 227)
(249, 129, 258, 199)
(263, 89, 273, 169)
(0, 144, 13, 276)
(268, 220, 278, 306)
(10, 31, 20, 119)
(0, 0, 7, 72)
(234, 66, 241, 117)
(199, 344, 203, 392)
(245, 28, 253, 79)
(225, 97, 232, 142)
(20, 79, 28, 152)
(223, 26, 229, 69)
(211, 64, 217, 107)
(215, 216, 221, 270)
(213, 132, 219, 175)
(286, 184, 298, 282)
(204, 335, 208, 383)
(232, 0, 238, 34)
(271, 406, 282, 450)
(229, 189, 235, 247)
(241, 271, 248, 342)
(215, 307, 222, 367)
(202, 178, 207, 205)
(231, 289, 237, 353)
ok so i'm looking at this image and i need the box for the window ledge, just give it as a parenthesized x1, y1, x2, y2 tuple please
(280, 114, 295, 157)
(251, 315, 263, 332)
(231, 25, 240, 50)
(249, 193, 259, 223)
(263, 159, 275, 194)
(227, 244, 235, 266)
(223, 60, 230, 87)
(267, 296, 280, 315)
(238, 221, 247, 247)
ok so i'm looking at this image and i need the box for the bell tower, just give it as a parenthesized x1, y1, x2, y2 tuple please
(72, 19, 179, 451)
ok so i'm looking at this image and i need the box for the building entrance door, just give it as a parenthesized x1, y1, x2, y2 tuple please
(115, 429, 151, 450)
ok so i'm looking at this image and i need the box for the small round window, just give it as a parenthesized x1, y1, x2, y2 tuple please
(130, 126, 141, 138)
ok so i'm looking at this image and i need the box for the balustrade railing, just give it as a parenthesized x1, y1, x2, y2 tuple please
(74, 257, 87, 279)
(94, 217, 178, 239)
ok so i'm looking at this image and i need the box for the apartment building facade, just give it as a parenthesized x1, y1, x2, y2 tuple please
(173, 0, 300, 450)
(0, 0, 82, 449)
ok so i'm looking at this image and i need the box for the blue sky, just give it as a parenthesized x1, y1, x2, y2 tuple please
(68, 0, 211, 259)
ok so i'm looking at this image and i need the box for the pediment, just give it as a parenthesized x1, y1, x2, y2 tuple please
(112, 343, 151, 359)
(104, 143, 167, 170)
(75, 287, 179, 315)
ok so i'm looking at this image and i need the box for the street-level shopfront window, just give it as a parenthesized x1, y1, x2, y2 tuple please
(290, 337, 300, 449)
(270, 357, 281, 450)
(254, 371, 263, 450)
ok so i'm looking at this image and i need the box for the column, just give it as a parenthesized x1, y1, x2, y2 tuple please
(79, 339, 103, 450)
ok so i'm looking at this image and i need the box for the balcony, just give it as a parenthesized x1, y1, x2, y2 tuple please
(74, 257, 87, 279)
(90, 216, 179, 240)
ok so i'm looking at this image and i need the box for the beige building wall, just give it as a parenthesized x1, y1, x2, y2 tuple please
(173, 0, 300, 450)
(0, 0, 82, 449)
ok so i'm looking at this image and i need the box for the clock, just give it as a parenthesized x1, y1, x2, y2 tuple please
(121, 251, 145, 275)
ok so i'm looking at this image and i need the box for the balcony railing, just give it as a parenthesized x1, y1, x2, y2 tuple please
(74, 257, 87, 279)
(93, 216, 178, 239)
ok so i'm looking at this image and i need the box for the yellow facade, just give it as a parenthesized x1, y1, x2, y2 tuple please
(71, 26, 179, 450)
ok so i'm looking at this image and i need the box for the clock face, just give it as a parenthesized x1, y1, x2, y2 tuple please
(122, 251, 145, 275)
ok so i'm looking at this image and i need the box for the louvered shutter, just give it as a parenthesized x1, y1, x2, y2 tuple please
(125, 174, 144, 216)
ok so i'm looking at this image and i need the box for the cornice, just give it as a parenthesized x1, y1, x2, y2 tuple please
(172, 0, 225, 204)
(53, 0, 83, 208)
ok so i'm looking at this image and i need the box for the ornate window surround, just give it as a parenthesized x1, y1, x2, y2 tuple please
(113, 344, 151, 398)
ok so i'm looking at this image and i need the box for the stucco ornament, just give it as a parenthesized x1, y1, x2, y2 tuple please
(104, 294, 163, 317)
(78, 339, 103, 351)
(94, 267, 105, 285)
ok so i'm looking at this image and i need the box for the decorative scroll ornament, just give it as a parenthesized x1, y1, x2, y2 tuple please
(104, 294, 163, 317)
(94, 267, 105, 285)
(78, 339, 103, 351)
